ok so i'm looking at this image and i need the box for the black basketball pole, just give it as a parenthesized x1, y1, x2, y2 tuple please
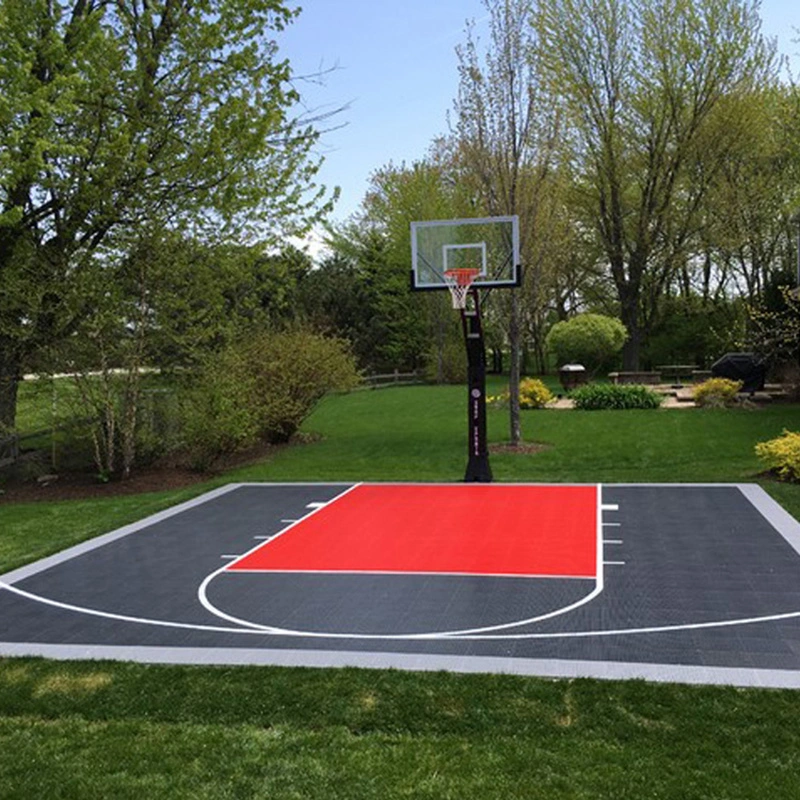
(460, 287, 492, 482)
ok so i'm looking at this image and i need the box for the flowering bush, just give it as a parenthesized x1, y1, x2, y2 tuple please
(487, 378, 554, 409)
(755, 430, 800, 482)
(486, 391, 510, 407)
(519, 378, 554, 409)
(693, 378, 742, 407)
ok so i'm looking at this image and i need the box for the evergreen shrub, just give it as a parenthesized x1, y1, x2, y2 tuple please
(571, 383, 663, 410)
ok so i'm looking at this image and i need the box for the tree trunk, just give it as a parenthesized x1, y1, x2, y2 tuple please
(619, 287, 642, 370)
(0, 340, 21, 431)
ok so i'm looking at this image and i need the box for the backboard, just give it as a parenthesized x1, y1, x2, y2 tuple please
(410, 215, 520, 291)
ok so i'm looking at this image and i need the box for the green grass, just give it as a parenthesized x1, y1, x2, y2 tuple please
(1, 660, 799, 798)
(227, 384, 800, 514)
(3, 383, 800, 798)
(14, 376, 86, 436)
(0, 488, 204, 575)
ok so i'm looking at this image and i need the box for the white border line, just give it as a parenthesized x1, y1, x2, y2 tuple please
(0, 482, 355, 586)
(1, 483, 243, 586)
(196, 483, 605, 638)
(4, 482, 800, 688)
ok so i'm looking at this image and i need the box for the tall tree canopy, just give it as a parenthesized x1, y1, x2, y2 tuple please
(0, 0, 331, 428)
(451, 0, 562, 443)
(538, 0, 777, 368)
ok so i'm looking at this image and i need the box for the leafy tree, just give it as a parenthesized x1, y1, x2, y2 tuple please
(323, 222, 431, 374)
(538, 0, 777, 369)
(299, 253, 368, 345)
(450, 0, 563, 444)
(107, 233, 312, 369)
(748, 285, 800, 368)
(696, 87, 800, 303)
(642, 295, 745, 369)
(0, 0, 331, 430)
(331, 158, 468, 376)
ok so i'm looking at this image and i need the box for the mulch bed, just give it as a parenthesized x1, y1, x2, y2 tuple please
(2, 437, 552, 505)
(0, 439, 282, 505)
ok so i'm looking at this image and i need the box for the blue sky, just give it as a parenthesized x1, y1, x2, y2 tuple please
(278, 0, 800, 229)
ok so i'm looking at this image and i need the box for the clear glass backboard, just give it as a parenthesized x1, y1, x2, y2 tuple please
(410, 215, 520, 290)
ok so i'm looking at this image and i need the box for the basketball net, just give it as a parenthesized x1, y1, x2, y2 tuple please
(443, 268, 480, 309)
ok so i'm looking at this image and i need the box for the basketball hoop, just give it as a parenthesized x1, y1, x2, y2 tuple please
(443, 268, 480, 309)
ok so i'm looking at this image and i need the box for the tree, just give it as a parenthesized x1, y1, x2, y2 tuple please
(538, 0, 777, 369)
(111, 233, 312, 369)
(42, 229, 313, 478)
(642, 294, 745, 368)
(696, 87, 800, 304)
(451, 0, 563, 444)
(299, 251, 373, 358)
(324, 222, 431, 374)
(334, 157, 468, 376)
(0, 0, 331, 430)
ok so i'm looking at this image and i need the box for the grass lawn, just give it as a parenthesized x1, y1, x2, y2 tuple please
(2, 383, 800, 798)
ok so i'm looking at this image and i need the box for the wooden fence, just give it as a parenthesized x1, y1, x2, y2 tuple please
(361, 370, 426, 389)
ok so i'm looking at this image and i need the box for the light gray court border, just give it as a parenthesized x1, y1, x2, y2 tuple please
(3, 482, 800, 689)
(1, 643, 799, 689)
(1, 482, 353, 586)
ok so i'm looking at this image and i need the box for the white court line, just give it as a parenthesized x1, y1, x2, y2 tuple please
(11, 483, 800, 642)
(0, 483, 245, 586)
(197, 484, 364, 631)
(7, 575, 800, 641)
(196, 484, 608, 639)
(12, 482, 800, 643)
(224, 568, 593, 579)
(0, 578, 281, 636)
(604, 540, 623, 545)
(222, 484, 363, 573)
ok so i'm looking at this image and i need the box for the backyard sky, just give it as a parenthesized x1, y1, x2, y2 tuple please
(278, 0, 800, 236)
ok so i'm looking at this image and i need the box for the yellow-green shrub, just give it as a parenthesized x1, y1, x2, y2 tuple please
(519, 378, 554, 409)
(487, 379, 554, 409)
(755, 430, 800, 482)
(692, 377, 742, 407)
(487, 391, 510, 407)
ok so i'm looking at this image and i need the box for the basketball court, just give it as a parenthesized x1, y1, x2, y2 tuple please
(3, 481, 800, 688)
(4, 217, 800, 687)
